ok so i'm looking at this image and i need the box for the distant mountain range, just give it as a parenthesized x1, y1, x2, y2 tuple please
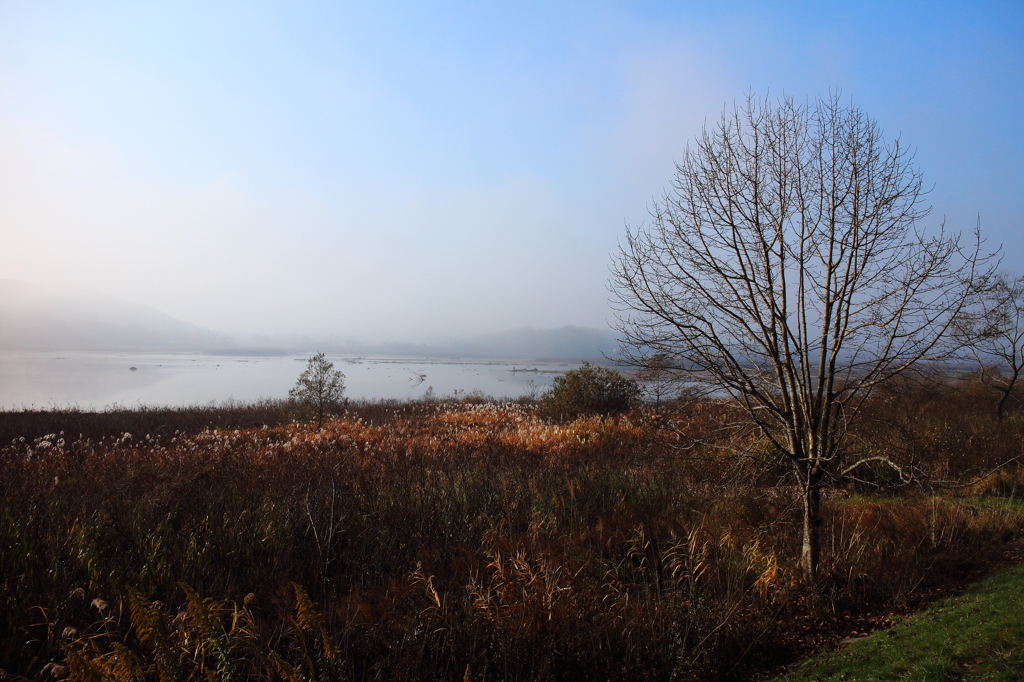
(0, 280, 620, 359)
(0, 280, 235, 351)
(307, 326, 621, 361)
(449, 326, 619, 360)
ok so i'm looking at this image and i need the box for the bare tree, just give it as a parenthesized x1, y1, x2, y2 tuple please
(961, 271, 1024, 422)
(290, 352, 346, 428)
(611, 93, 992, 580)
(637, 353, 684, 410)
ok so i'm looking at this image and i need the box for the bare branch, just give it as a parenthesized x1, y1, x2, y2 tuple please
(610, 92, 998, 579)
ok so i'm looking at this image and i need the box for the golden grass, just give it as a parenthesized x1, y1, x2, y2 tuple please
(1, 391, 1022, 681)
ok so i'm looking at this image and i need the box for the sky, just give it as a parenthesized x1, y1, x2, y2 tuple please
(1, 1, 1021, 344)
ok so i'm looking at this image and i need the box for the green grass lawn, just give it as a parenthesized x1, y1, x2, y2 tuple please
(777, 560, 1024, 681)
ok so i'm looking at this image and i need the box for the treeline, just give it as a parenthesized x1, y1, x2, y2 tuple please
(0, 398, 452, 446)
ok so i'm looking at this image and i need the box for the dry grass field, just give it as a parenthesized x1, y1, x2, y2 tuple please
(1, 378, 1021, 681)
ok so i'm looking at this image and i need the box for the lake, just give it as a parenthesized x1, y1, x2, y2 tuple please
(0, 351, 577, 410)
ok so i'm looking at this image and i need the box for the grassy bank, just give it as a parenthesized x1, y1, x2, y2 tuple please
(777, 555, 1024, 681)
(1, 382, 1022, 680)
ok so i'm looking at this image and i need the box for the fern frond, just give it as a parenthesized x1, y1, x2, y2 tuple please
(128, 590, 183, 682)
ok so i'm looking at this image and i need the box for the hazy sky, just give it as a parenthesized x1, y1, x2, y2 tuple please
(2, 1, 1021, 343)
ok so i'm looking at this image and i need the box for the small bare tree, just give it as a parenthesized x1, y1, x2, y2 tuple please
(637, 353, 684, 410)
(290, 352, 346, 428)
(611, 93, 991, 580)
(961, 271, 1024, 422)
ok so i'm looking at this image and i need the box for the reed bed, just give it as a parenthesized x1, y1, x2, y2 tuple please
(1, 383, 1022, 681)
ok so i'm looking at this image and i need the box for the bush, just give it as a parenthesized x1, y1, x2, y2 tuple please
(289, 352, 346, 426)
(540, 362, 641, 419)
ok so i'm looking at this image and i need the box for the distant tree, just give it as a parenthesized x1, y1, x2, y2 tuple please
(637, 353, 684, 410)
(540, 362, 641, 419)
(960, 271, 1024, 422)
(289, 352, 346, 427)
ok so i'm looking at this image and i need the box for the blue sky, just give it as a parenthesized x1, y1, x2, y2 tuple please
(1, 1, 1021, 342)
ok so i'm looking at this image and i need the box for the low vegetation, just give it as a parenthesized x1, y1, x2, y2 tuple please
(538, 362, 641, 420)
(778, 555, 1024, 681)
(0, 374, 1022, 681)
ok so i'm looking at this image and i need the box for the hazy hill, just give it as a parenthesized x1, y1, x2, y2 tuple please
(0, 280, 236, 351)
(0, 280, 617, 359)
(450, 325, 619, 360)
(236, 326, 620, 360)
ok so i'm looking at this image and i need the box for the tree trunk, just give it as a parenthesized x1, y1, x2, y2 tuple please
(994, 362, 1020, 425)
(800, 469, 822, 581)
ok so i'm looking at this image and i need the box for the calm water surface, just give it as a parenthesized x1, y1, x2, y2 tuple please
(0, 351, 575, 410)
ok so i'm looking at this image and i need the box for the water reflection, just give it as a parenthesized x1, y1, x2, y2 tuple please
(0, 351, 573, 410)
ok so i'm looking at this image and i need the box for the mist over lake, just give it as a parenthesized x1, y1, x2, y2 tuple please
(0, 351, 575, 410)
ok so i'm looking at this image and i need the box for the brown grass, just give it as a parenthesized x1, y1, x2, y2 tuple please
(1, 379, 1022, 681)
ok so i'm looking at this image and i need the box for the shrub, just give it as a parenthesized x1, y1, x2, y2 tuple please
(540, 362, 641, 419)
(289, 352, 346, 427)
